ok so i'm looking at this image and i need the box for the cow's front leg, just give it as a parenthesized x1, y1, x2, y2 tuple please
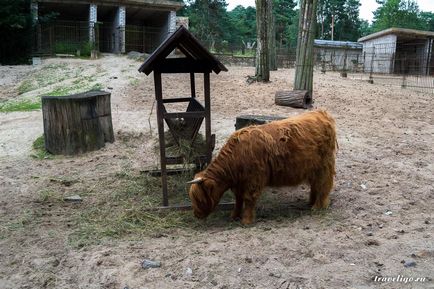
(231, 191, 243, 221)
(241, 197, 257, 225)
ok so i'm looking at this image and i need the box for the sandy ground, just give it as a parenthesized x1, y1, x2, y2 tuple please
(0, 55, 433, 289)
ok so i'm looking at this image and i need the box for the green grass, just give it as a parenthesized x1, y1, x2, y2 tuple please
(17, 79, 37, 95)
(0, 100, 41, 112)
(31, 135, 53, 160)
(128, 78, 140, 86)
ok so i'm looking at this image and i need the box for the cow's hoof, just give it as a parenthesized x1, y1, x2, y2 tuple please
(312, 197, 330, 210)
(241, 217, 254, 225)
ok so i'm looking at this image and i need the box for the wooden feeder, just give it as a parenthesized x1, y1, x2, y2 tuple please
(138, 26, 227, 207)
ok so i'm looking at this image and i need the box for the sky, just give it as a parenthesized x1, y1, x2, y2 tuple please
(226, 0, 434, 23)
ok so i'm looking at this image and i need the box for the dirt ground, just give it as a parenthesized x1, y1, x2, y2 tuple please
(0, 55, 433, 289)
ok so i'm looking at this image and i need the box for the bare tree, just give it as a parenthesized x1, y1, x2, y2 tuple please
(255, 0, 272, 82)
(294, 0, 318, 96)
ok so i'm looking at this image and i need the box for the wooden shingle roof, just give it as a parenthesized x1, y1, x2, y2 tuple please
(138, 26, 228, 75)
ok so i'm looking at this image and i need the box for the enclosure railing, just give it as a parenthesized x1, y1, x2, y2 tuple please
(212, 42, 434, 94)
(33, 20, 97, 57)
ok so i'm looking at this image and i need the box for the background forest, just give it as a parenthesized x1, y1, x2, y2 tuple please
(1, 0, 434, 63)
(180, 0, 434, 53)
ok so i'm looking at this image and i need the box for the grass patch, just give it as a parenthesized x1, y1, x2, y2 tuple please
(0, 100, 41, 112)
(17, 79, 37, 95)
(129, 78, 140, 86)
(44, 82, 103, 97)
(38, 190, 60, 203)
(0, 210, 34, 239)
(31, 135, 53, 160)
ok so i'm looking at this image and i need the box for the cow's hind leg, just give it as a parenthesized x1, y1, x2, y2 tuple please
(309, 169, 334, 209)
(231, 190, 244, 221)
(241, 196, 258, 225)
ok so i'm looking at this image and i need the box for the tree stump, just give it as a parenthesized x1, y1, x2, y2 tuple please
(235, 115, 285, 130)
(275, 90, 312, 109)
(42, 90, 114, 155)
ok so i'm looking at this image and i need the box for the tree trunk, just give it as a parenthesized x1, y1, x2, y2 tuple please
(294, 0, 318, 96)
(255, 0, 271, 82)
(275, 90, 312, 108)
(42, 90, 114, 155)
(235, 115, 284, 130)
(269, 1, 277, 71)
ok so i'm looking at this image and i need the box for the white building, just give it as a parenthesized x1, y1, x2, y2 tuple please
(358, 28, 434, 75)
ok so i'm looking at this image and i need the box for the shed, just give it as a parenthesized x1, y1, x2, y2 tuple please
(358, 28, 434, 75)
(139, 25, 227, 207)
(314, 39, 363, 72)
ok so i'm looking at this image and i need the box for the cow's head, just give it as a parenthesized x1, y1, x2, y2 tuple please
(187, 174, 219, 219)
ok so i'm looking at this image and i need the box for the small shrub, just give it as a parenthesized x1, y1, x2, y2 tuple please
(80, 41, 94, 57)
(54, 41, 79, 55)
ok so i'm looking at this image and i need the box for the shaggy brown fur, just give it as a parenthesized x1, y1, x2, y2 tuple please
(188, 110, 337, 224)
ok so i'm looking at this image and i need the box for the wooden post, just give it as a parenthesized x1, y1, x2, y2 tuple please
(401, 55, 407, 88)
(204, 72, 212, 164)
(341, 48, 348, 78)
(154, 72, 169, 206)
(294, 0, 318, 96)
(190, 73, 196, 98)
(269, 0, 277, 71)
(368, 47, 375, 84)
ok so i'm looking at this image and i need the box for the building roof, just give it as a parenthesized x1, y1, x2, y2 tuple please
(314, 39, 362, 50)
(37, 0, 184, 10)
(139, 26, 228, 75)
(358, 27, 434, 42)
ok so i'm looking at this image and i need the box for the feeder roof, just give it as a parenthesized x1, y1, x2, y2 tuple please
(138, 26, 228, 75)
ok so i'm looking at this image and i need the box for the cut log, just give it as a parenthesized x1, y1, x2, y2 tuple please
(275, 90, 312, 109)
(235, 115, 285, 130)
(42, 90, 114, 155)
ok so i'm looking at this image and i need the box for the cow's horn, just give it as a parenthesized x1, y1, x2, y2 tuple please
(187, 178, 204, 184)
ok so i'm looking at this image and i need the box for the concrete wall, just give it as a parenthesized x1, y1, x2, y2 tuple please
(361, 34, 397, 74)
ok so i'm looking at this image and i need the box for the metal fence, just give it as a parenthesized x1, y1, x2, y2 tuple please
(341, 42, 434, 94)
(33, 20, 94, 56)
(33, 20, 163, 56)
(214, 43, 434, 94)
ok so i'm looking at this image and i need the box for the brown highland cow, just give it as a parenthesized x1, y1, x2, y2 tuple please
(188, 110, 337, 224)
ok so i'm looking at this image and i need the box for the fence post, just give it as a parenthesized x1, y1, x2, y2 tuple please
(368, 47, 375, 84)
(401, 55, 407, 88)
(341, 48, 348, 78)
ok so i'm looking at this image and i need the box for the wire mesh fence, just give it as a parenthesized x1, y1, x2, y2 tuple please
(31, 22, 434, 94)
(33, 20, 163, 56)
(33, 20, 94, 56)
(213, 41, 434, 94)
